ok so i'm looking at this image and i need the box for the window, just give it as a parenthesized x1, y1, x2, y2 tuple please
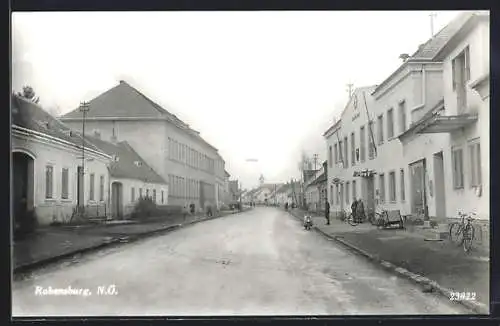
(89, 173, 95, 201)
(61, 168, 69, 199)
(387, 108, 394, 139)
(452, 46, 470, 90)
(139, 188, 143, 198)
(452, 47, 470, 114)
(377, 114, 384, 144)
(131, 187, 135, 202)
(335, 184, 339, 204)
(389, 171, 396, 202)
(146, 188, 150, 198)
(452, 147, 464, 189)
(344, 136, 348, 168)
(329, 146, 333, 167)
(330, 185, 334, 204)
(469, 139, 481, 187)
(379, 174, 385, 203)
(338, 140, 343, 166)
(161, 190, 164, 204)
(99, 175, 105, 201)
(334, 143, 338, 163)
(153, 189, 157, 202)
(345, 182, 350, 204)
(351, 132, 356, 165)
(352, 180, 357, 202)
(368, 121, 375, 159)
(400, 169, 405, 202)
(360, 126, 366, 162)
(399, 100, 407, 133)
(45, 165, 53, 199)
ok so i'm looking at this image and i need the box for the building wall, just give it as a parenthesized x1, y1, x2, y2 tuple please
(326, 67, 446, 219)
(440, 20, 489, 220)
(12, 133, 110, 225)
(64, 119, 222, 211)
(110, 177, 168, 216)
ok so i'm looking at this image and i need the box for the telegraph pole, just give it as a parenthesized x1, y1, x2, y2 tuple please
(430, 13, 437, 37)
(79, 101, 90, 213)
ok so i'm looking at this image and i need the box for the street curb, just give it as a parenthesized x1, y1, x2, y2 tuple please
(14, 209, 253, 275)
(286, 209, 489, 315)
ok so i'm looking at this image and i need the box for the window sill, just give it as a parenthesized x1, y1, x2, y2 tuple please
(44, 198, 57, 203)
(60, 199, 72, 203)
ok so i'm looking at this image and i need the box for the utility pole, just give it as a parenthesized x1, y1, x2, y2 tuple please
(79, 101, 90, 213)
(429, 13, 437, 37)
(346, 83, 354, 98)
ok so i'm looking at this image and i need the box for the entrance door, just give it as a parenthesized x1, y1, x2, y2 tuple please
(365, 176, 375, 219)
(199, 181, 205, 210)
(111, 182, 123, 219)
(13, 152, 35, 231)
(410, 160, 427, 217)
(77, 166, 84, 208)
(433, 152, 446, 219)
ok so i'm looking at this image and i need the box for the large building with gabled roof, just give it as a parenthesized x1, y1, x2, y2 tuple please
(60, 80, 227, 211)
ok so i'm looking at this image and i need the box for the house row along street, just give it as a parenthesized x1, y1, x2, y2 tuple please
(12, 207, 468, 316)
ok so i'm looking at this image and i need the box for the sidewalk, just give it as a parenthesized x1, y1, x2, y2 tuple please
(287, 208, 489, 314)
(13, 207, 251, 273)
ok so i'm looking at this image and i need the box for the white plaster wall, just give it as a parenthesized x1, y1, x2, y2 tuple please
(12, 134, 110, 225)
(64, 119, 221, 210)
(110, 177, 168, 216)
(441, 20, 489, 220)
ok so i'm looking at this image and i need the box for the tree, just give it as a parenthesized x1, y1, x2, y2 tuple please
(17, 85, 40, 104)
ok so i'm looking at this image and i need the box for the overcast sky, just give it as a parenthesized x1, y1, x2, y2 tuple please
(12, 10, 464, 189)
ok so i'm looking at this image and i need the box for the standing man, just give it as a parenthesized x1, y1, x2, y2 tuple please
(325, 199, 330, 225)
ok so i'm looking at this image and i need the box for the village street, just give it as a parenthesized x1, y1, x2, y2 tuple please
(12, 207, 468, 316)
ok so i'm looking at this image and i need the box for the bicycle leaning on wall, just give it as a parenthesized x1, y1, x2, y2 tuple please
(449, 211, 476, 253)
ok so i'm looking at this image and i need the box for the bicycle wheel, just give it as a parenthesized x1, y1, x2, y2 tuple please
(449, 223, 462, 244)
(348, 214, 358, 226)
(463, 224, 475, 253)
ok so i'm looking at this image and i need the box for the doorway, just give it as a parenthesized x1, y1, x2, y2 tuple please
(365, 176, 375, 220)
(13, 151, 35, 223)
(433, 152, 446, 219)
(111, 182, 123, 219)
(410, 159, 427, 218)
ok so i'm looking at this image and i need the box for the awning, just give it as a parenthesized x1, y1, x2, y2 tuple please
(414, 114, 478, 134)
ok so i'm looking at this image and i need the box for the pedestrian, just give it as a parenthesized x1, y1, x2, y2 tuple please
(182, 204, 189, 222)
(285, 202, 289, 211)
(351, 199, 358, 222)
(356, 199, 366, 223)
(325, 199, 330, 225)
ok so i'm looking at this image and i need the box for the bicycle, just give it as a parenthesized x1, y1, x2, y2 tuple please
(343, 209, 358, 226)
(372, 207, 388, 228)
(449, 211, 476, 253)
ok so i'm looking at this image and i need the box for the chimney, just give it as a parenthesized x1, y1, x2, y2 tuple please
(119, 80, 125, 84)
(399, 53, 410, 62)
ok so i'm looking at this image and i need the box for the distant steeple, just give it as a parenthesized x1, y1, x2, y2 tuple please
(259, 174, 265, 186)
